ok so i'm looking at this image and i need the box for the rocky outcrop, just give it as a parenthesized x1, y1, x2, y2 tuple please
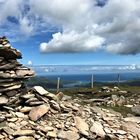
(0, 36, 34, 106)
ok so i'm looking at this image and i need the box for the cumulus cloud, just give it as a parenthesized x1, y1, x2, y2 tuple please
(0, 0, 140, 54)
(40, 31, 104, 53)
(36, 0, 140, 54)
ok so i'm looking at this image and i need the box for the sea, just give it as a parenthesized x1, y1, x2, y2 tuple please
(30, 65, 140, 87)
(43, 72, 140, 87)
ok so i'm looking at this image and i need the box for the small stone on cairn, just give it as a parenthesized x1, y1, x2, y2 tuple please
(0, 36, 34, 106)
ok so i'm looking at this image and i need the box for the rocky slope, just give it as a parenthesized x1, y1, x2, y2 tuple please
(0, 37, 140, 140)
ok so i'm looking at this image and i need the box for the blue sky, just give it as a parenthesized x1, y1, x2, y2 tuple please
(0, 0, 140, 65)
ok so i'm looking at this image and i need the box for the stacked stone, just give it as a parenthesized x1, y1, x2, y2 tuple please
(0, 36, 34, 105)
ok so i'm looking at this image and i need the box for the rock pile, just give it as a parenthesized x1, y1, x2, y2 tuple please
(0, 36, 34, 106)
(0, 86, 140, 140)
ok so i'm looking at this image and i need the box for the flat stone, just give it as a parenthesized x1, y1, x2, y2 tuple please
(33, 86, 50, 95)
(29, 101, 44, 106)
(20, 107, 32, 113)
(21, 94, 35, 99)
(0, 84, 21, 92)
(0, 81, 22, 87)
(13, 130, 35, 136)
(115, 130, 127, 135)
(0, 96, 8, 104)
(15, 136, 35, 140)
(74, 116, 89, 136)
(15, 112, 25, 118)
(58, 130, 80, 140)
(7, 118, 18, 122)
(90, 121, 105, 137)
(29, 104, 50, 121)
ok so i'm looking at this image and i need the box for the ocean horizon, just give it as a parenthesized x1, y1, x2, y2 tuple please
(28, 65, 140, 87)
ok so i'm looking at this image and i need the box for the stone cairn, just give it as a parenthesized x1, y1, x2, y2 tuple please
(0, 36, 34, 106)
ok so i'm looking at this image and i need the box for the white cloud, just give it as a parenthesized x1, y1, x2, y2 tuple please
(1, 0, 140, 55)
(19, 17, 34, 36)
(40, 31, 104, 53)
(36, 0, 140, 54)
(27, 60, 33, 65)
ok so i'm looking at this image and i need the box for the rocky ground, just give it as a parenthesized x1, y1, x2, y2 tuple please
(0, 86, 140, 140)
(0, 37, 140, 140)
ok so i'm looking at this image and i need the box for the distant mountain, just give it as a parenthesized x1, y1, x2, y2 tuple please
(27, 65, 140, 76)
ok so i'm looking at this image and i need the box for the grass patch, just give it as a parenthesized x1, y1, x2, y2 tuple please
(101, 105, 132, 117)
